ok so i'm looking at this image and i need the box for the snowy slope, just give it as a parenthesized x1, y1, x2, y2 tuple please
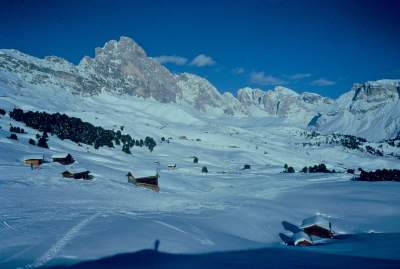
(314, 80, 400, 141)
(1, 70, 400, 268)
(1, 37, 399, 140)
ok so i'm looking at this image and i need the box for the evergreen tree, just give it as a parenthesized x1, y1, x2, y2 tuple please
(37, 133, 49, 148)
(8, 133, 18, 140)
(122, 143, 131, 154)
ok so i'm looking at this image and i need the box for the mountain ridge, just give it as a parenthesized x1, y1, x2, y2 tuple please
(0, 36, 399, 140)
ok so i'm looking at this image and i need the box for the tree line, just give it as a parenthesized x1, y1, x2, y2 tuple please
(9, 108, 156, 153)
(355, 169, 400, 182)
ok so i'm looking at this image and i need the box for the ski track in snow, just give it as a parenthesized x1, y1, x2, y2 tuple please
(1, 220, 17, 231)
(22, 212, 100, 269)
(154, 220, 214, 246)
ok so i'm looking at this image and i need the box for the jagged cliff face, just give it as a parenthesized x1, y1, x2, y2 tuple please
(176, 73, 226, 113)
(0, 37, 181, 103)
(79, 37, 181, 102)
(236, 86, 335, 123)
(0, 36, 399, 140)
(313, 80, 400, 141)
(347, 80, 400, 113)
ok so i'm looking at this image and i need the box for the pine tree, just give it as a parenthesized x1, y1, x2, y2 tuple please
(122, 143, 131, 154)
(37, 133, 49, 148)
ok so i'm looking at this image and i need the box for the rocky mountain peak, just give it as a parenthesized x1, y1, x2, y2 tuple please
(237, 87, 265, 105)
(351, 79, 400, 102)
(272, 86, 299, 96)
(94, 36, 147, 59)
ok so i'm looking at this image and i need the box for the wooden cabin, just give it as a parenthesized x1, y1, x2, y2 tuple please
(62, 169, 91, 180)
(24, 155, 44, 167)
(300, 215, 334, 238)
(52, 153, 74, 165)
(293, 231, 313, 246)
(127, 171, 159, 192)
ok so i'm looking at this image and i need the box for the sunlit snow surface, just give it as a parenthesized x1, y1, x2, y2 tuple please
(0, 78, 399, 268)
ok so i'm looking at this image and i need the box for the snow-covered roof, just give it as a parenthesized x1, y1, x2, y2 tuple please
(129, 170, 158, 178)
(64, 168, 89, 174)
(23, 155, 44, 160)
(301, 215, 331, 231)
(293, 231, 312, 245)
(52, 153, 70, 159)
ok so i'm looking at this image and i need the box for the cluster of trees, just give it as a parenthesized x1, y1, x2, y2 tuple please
(303, 131, 389, 157)
(6, 126, 48, 148)
(36, 131, 49, 148)
(283, 164, 295, 173)
(387, 138, 400, 148)
(9, 125, 25, 134)
(0, 108, 6, 116)
(365, 145, 383, 156)
(160, 137, 171, 144)
(356, 169, 400, 182)
(338, 134, 366, 150)
(9, 108, 156, 153)
(301, 163, 334, 173)
(8, 133, 18, 140)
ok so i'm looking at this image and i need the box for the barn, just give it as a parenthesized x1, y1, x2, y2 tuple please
(300, 215, 334, 238)
(24, 155, 44, 167)
(52, 153, 74, 165)
(293, 231, 313, 246)
(62, 169, 92, 180)
(127, 171, 159, 192)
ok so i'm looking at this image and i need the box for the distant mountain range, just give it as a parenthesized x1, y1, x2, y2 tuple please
(0, 36, 399, 140)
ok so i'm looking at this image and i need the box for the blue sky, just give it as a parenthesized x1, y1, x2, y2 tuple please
(0, 0, 399, 98)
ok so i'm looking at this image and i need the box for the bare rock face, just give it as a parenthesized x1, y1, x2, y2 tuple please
(348, 80, 400, 113)
(0, 37, 181, 103)
(236, 86, 335, 124)
(176, 73, 225, 112)
(237, 87, 265, 106)
(313, 80, 400, 141)
(79, 36, 182, 102)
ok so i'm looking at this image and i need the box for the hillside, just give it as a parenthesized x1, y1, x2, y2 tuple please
(1, 37, 399, 140)
(1, 70, 400, 268)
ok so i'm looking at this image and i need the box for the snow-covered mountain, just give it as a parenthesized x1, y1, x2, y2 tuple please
(0, 36, 182, 103)
(1, 38, 400, 269)
(312, 80, 400, 141)
(237, 86, 335, 124)
(0, 36, 399, 140)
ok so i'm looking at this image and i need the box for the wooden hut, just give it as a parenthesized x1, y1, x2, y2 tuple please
(62, 169, 91, 180)
(24, 155, 44, 167)
(293, 231, 313, 246)
(52, 153, 74, 165)
(300, 215, 334, 238)
(127, 171, 159, 192)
